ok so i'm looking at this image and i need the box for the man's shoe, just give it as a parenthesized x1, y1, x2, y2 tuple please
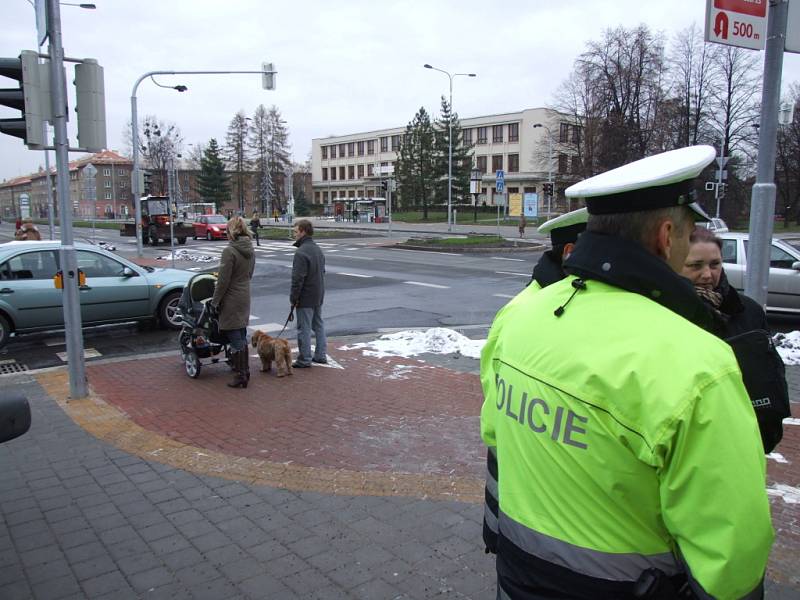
(312, 357, 328, 364)
(292, 361, 311, 368)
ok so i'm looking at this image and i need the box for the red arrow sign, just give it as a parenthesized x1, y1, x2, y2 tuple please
(714, 11, 729, 39)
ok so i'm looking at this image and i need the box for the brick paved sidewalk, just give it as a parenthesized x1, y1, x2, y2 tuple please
(0, 345, 798, 598)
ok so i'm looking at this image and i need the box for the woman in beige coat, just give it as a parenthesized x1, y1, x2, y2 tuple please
(210, 216, 255, 388)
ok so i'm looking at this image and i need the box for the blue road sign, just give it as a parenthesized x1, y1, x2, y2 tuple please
(496, 170, 505, 193)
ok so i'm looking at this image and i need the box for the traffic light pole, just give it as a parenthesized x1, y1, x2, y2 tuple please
(47, 0, 87, 399)
(132, 67, 276, 257)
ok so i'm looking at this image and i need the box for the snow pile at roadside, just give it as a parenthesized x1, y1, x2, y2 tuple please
(156, 249, 215, 263)
(773, 331, 800, 365)
(340, 327, 486, 359)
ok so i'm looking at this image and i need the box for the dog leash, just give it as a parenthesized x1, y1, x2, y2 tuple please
(275, 306, 295, 339)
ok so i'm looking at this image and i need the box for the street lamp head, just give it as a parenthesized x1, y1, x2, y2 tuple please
(174, 85, 188, 92)
(78, 3, 97, 8)
(468, 73, 476, 77)
(532, 123, 543, 128)
(423, 64, 433, 69)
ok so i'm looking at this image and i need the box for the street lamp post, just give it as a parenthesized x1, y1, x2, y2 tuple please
(132, 66, 276, 256)
(532, 123, 554, 217)
(423, 64, 476, 232)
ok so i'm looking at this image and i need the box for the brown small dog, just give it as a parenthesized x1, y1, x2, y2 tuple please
(251, 330, 293, 377)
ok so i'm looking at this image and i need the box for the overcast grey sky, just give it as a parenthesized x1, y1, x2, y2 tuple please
(2, 0, 799, 182)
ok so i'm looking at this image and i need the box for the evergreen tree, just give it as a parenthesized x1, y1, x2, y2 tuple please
(294, 187, 311, 216)
(266, 105, 292, 212)
(197, 138, 230, 211)
(433, 95, 474, 205)
(248, 105, 275, 216)
(225, 110, 250, 214)
(395, 107, 436, 219)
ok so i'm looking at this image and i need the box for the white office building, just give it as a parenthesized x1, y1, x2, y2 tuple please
(310, 107, 582, 215)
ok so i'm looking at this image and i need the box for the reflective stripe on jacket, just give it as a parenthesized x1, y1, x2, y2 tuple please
(480, 275, 773, 599)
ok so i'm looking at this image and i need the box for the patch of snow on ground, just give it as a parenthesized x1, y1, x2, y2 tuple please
(767, 453, 789, 464)
(784, 418, 800, 426)
(773, 331, 800, 365)
(385, 364, 420, 380)
(767, 483, 800, 504)
(157, 249, 215, 263)
(340, 328, 486, 359)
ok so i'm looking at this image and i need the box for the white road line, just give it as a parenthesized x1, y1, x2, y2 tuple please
(327, 249, 340, 253)
(336, 272, 373, 278)
(345, 247, 360, 250)
(187, 267, 203, 271)
(403, 281, 450, 289)
(249, 315, 260, 320)
(247, 322, 286, 332)
(496, 271, 530, 277)
(394, 248, 461, 256)
(493, 293, 516, 299)
(337, 255, 374, 260)
(491, 257, 525, 262)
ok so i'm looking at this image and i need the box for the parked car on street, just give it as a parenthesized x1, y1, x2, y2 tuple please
(699, 217, 729, 233)
(717, 232, 800, 314)
(193, 215, 228, 240)
(0, 240, 195, 348)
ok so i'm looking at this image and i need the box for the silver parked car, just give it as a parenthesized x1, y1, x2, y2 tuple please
(0, 240, 195, 348)
(717, 232, 800, 314)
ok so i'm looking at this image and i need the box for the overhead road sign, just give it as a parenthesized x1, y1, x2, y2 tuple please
(705, 0, 767, 50)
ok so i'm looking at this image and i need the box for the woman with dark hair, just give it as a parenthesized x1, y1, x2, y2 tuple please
(210, 216, 255, 388)
(681, 226, 767, 337)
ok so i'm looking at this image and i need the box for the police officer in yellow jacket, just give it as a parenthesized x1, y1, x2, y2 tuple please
(485, 207, 589, 554)
(480, 146, 773, 599)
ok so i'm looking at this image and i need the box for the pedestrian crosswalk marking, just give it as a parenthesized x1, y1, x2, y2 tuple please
(403, 281, 450, 289)
(336, 272, 372, 278)
(493, 293, 516, 299)
(496, 271, 529, 277)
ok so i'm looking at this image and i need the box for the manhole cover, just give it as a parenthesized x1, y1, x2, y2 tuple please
(0, 361, 28, 374)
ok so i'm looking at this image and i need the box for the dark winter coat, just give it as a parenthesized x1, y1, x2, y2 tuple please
(528, 250, 565, 289)
(211, 236, 255, 330)
(291, 236, 325, 307)
(706, 270, 769, 339)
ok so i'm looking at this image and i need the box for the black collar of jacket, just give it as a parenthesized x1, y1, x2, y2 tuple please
(531, 250, 566, 288)
(563, 231, 714, 329)
(292, 236, 312, 248)
(717, 270, 745, 316)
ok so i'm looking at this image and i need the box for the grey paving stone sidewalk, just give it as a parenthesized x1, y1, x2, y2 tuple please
(0, 376, 495, 599)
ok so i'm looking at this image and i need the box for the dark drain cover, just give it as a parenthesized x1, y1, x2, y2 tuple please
(0, 361, 28, 374)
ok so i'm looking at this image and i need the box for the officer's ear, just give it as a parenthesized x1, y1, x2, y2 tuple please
(561, 242, 576, 261)
(654, 218, 674, 261)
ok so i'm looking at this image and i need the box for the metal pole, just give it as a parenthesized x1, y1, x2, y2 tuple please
(131, 78, 143, 256)
(47, 0, 87, 399)
(547, 133, 553, 218)
(448, 75, 453, 233)
(745, 0, 788, 306)
(43, 139, 55, 239)
(715, 138, 724, 218)
(168, 161, 175, 268)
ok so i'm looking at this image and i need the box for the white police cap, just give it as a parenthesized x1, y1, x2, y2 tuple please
(564, 145, 715, 220)
(537, 208, 588, 245)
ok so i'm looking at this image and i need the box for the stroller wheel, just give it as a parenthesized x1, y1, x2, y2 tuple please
(184, 351, 201, 378)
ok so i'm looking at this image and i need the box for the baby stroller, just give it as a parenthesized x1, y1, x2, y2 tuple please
(177, 272, 230, 378)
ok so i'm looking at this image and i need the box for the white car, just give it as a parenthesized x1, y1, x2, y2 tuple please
(700, 218, 729, 233)
(717, 232, 800, 313)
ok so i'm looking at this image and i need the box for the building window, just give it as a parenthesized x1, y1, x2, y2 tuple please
(492, 155, 503, 172)
(571, 125, 582, 144)
(463, 128, 472, 144)
(103, 168, 111, 176)
(367, 163, 374, 176)
(105, 191, 112, 199)
(357, 164, 364, 178)
(330, 145, 337, 159)
(367, 140, 375, 155)
(476, 156, 487, 173)
(347, 142, 355, 157)
(508, 154, 519, 173)
(330, 168, 337, 181)
(118, 169, 126, 176)
(322, 146, 328, 159)
(558, 153, 569, 173)
(508, 123, 519, 143)
(104, 179, 111, 188)
(339, 166, 345, 180)
(507, 187, 519, 194)
(322, 167, 328, 181)
(315, 191, 320, 202)
(323, 191, 329, 202)
(348, 165, 355, 179)
(477, 127, 487, 144)
(391, 135, 401, 151)
(560, 123, 570, 143)
(357, 141, 365, 156)
(119, 180, 126, 188)
(493, 125, 504, 143)
(339, 143, 346, 157)
(571, 155, 582, 174)
(380, 136, 388, 152)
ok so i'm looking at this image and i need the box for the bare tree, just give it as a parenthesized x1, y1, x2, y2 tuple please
(184, 142, 205, 169)
(248, 104, 274, 216)
(138, 116, 183, 195)
(265, 105, 292, 213)
(668, 23, 715, 148)
(776, 83, 800, 226)
(225, 110, 251, 214)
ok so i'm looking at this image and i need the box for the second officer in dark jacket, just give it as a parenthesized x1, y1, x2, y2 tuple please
(290, 219, 327, 367)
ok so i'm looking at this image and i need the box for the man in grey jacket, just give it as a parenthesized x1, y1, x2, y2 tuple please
(290, 219, 327, 367)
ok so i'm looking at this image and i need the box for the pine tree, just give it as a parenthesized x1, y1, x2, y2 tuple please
(266, 106, 292, 212)
(225, 110, 250, 214)
(434, 96, 474, 206)
(196, 138, 230, 211)
(395, 107, 436, 219)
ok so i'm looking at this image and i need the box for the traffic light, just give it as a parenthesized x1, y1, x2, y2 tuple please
(142, 171, 152, 196)
(542, 182, 554, 196)
(74, 59, 106, 151)
(0, 50, 50, 148)
(381, 180, 388, 192)
(262, 62, 275, 90)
